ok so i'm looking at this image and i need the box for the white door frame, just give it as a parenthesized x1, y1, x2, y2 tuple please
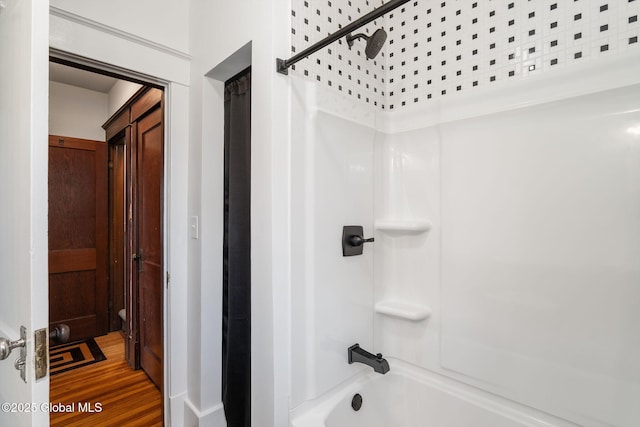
(49, 8, 191, 425)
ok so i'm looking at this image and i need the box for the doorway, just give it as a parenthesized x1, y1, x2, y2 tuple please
(48, 59, 166, 423)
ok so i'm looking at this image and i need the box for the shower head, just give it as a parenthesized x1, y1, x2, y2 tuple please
(346, 28, 387, 59)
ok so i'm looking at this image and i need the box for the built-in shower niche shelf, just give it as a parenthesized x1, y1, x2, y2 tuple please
(375, 219, 431, 234)
(374, 300, 432, 321)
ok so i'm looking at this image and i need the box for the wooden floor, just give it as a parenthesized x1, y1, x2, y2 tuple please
(50, 332, 163, 427)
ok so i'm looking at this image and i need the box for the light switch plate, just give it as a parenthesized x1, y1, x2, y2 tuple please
(191, 216, 199, 239)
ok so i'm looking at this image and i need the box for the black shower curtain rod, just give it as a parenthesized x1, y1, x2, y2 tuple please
(276, 0, 412, 75)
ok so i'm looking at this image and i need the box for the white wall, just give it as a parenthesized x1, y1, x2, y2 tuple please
(108, 80, 143, 117)
(50, 79, 144, 141)
(49, 81, 109, 141)
(50, 0, 190, 54)
(188, 0, 291, 425)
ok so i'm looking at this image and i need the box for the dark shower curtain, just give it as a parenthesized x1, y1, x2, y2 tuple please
(222, 68, 251, 427)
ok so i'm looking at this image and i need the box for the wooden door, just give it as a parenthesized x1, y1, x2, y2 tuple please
(133, 105, 164, 390)
(48, 136, 109, 342)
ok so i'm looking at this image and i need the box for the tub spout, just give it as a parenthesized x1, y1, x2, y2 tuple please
(348, 343, 390, 374)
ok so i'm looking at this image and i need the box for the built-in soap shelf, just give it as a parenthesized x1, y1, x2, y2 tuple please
(374, 300, 432, 321)
(374, 219, 431, 233)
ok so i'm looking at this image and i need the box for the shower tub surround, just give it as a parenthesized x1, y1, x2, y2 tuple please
(289, 45, 640, 427)
(288, 1, 640, 426)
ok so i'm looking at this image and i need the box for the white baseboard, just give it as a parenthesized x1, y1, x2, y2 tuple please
(184, 398, 227, 427)
(167, 392, 186, 427)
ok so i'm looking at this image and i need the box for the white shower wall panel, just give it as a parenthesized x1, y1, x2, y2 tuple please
(439, 84, 640, 427)
(372, 82, 640, 427)
(373, 127, 441, 369)
(290, 78, 376, 408)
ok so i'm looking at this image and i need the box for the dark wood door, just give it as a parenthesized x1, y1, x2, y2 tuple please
(48, 135, 108, 342)
(133, 106, 164, 390)
(108, 140, 126, 332)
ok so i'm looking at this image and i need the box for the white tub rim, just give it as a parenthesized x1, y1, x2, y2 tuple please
(289, 357, 579, 427)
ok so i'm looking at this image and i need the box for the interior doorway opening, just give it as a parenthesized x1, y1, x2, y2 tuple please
(48, 58, 166, 425)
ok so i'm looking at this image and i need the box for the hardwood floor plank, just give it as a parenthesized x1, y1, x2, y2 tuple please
(50, 332, 162, 426)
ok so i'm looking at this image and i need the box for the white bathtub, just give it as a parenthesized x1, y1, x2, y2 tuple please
(290, 358, 577, 427)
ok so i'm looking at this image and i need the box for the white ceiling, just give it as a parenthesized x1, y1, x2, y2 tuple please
(49, 62, 119, 93)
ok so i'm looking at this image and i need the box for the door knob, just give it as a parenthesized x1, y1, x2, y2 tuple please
(0, 334, 25, 361)
(50, 324, 70, 344)
(1, 326, 28, 382)
(133, 250, 143, 272)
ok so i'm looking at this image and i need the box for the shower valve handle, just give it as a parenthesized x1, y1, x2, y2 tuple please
(342, 225, 374, 256)
(348, 234, 375, 247)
